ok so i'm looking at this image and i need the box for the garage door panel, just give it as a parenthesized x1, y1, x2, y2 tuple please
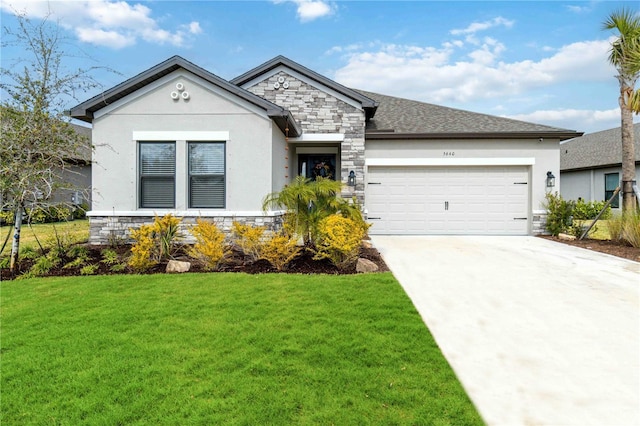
(367, 166, 529, 235)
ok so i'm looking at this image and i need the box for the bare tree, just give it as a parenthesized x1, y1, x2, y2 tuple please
(0, 13, 111, 272)
(603, 8, 640, 211)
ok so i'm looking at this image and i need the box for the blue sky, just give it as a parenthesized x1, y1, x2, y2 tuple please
(1, 0, 639, 133)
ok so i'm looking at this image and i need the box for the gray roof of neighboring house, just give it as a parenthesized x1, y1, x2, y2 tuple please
(69, 55, 301, 137)
(356, 90, 582, 141)
(70, 123, 92, 163)
(560, 123, 640, 171)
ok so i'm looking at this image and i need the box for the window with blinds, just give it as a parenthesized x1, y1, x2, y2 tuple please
(189, 142, 225, 208)
(139, 142, 176, 208)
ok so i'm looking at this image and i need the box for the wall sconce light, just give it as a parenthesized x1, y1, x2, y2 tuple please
(347, 170, 356, 187)
(546, 171, 556, 188)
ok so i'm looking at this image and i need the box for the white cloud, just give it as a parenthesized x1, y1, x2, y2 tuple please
(504, 108, 622, 133)
(273, 0, 333, 22)
(450, 16, 514, 36)
(0, 0, 202, 48)
(333, 38, 613, 104)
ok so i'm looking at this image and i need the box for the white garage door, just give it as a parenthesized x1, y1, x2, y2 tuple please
(366, 166, 529, 235)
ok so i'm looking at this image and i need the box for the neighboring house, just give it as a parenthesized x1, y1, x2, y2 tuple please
(50, 123, 92, 209)
(70, 55, 580, 244)
(0, 119, 92, 215)
(560, 123, 640, 210)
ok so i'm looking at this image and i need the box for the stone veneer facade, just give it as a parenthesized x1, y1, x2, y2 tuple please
(88, 214, 284, 245)
(245, 71, 367, 205)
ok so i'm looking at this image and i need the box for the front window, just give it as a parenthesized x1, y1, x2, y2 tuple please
(189, 142, 225, 208)
(139, 142, 175, 208)
(605, 173, 619, 208)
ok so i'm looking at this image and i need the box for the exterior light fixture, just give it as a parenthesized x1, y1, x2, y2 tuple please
(546, 171, 556, 188)
(347, 170, 356, 187)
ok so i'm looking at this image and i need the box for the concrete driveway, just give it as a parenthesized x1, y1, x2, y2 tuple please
(371, 236, 639, 426)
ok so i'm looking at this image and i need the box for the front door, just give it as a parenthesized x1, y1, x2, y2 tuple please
(298, 154, 337, 181)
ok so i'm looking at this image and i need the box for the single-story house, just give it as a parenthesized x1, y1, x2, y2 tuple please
(70, 55, 580, 244)
(560, 123, 640, 210)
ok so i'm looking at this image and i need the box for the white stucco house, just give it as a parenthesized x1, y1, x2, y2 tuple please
(70, 55, 581, 244)
(560, 123, 640, 210)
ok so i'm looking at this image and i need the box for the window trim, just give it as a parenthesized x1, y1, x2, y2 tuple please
(604, 172, 620, 208)
(188, 141, 226, 209)
(138, 141, 176, 209)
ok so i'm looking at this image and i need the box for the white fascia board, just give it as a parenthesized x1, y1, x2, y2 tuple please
(238, 65, 364, 111)
(366, 157, 536, 167)
(93, 70, 271, 121)
(87, 210, 286, 217)
(289, 133, 344, 143)
(133, 131, 230, 141)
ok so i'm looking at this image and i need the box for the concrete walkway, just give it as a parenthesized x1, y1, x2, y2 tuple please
(371, 236, 639, 426)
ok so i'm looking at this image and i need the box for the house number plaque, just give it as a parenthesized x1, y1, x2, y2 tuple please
(443, 151, 455, 157)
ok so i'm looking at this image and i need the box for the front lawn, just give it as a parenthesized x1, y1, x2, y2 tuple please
(1, 273, 484, 425)
(0, 219, 89, 256)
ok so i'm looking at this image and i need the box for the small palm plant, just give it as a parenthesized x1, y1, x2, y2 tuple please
(263, 176, 365, 247)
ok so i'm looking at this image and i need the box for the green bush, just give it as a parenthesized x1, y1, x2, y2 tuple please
(543, 192, 575, 236)
(573, 199, 611, 220)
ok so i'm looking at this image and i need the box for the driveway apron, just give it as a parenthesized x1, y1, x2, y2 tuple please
(371, 235, 639, 426)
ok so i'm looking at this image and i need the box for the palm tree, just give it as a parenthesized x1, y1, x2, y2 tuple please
(603, 8, 640, 211)
(262, 176, 364, 246)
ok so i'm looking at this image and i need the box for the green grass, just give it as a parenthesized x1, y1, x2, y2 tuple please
(0, 219, 89, 256)
(1, 273, 483, 425)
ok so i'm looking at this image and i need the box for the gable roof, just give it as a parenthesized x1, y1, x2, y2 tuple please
(560, 123, 640, 171)
(357, 90, 582, 141)
(69, 55, 301, 137)
(230, 55, 379, 120)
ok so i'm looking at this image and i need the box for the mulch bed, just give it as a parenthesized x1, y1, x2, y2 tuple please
(539, 235, 640, 263)
(0, 245, 390, 281)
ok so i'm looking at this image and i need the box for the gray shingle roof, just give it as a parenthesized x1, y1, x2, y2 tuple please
(560, 123, 640, 171)
(356, 90, 581, 140)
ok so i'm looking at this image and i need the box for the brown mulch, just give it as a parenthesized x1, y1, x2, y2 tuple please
(0, 245, 390, 281)
(540, 235, 640, 263)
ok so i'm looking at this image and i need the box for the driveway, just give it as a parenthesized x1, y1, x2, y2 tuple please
(371, 236, 639, 426)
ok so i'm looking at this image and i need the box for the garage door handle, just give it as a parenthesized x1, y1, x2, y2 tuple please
(368, 182, 382, 185)
(513, 217, 527, 220)
(445, 201, 449, 210)
(513, 182, 528, 185)
(368, 217, 381, 220)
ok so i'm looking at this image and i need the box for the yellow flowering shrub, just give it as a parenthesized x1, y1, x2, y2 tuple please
(128, 224, 157, 272)
(231, 221, 265, 262)
(260, 233, 301, 271)
(188, 219, 228, 271)
(127, 214, 182, 272)
(313, 215, 364, 271)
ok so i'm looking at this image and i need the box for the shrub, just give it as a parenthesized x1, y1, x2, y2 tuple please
(232, 222, 265, 262)
(573, 199, 611, 221)
(260, 233, 301, 271)
(0, 210, 15, 225)
(128, 224, 158, 272)
(188, 219, 228, 271)
(127, 214, 182, 272)
(609, 212, 640, 248)
(543, 192, 575, 236)
(313, 215, 365, 271)
(80, 264, 99, 275)
(263, 176, 368, 247)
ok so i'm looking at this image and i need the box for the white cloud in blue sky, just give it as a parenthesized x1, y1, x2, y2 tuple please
(0, 0, 201, 48)
(1, 0, 638, 133)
